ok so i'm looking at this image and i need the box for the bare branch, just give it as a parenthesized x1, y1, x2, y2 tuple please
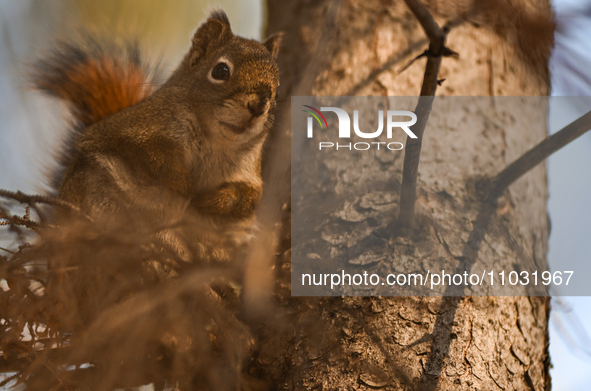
(488, 109, 591, 202)
(398, 0, 454, 228)
(403, 0, 445, 45)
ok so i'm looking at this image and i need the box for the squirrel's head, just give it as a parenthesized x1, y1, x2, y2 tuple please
(169, 11, 282, 145)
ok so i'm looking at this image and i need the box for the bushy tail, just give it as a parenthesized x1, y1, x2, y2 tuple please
(32, 34, 161, 127)
(31, 34, 161, 193)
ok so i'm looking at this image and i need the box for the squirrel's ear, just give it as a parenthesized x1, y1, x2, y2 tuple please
(207, 10, 231, 27)
(190, 11, 232, 66)
(263, 32, 283, 59)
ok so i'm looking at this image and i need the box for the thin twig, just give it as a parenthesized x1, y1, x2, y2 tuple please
(0, 212, 40, 230)
(0, 246, 16, 254)
(0, 372, 20, 387)
(0, 189, 92, 222)
(398, 0, 454, 228)
(488, 109, 591, 202)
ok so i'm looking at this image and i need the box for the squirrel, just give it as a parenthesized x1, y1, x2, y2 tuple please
(32, 11, 282, 265)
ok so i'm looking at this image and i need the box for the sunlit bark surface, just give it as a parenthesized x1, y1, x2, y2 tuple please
(257, 0, 554, 389)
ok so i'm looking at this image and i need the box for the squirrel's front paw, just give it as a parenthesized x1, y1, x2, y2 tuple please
(192, 182, 262, 219)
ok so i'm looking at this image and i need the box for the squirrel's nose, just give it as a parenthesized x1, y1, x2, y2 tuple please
(247, 96, 268, 117)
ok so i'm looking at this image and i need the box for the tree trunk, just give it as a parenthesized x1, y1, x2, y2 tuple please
(256, 1, 554, 390)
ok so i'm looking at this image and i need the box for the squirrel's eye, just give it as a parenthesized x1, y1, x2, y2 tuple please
(211, 62, 231, 81)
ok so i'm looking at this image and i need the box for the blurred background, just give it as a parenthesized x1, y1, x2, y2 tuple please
(0, 0, 590, 389)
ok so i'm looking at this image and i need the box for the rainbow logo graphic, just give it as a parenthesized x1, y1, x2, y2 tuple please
(302, 105, 328, 130)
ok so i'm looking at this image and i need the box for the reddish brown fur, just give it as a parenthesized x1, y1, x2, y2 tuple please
(66, 58, 155, 126)
(32, 37, 159, 128)
(34, 57, 155, 126)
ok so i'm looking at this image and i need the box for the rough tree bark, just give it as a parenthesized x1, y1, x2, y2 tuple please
(256, 0, 555, 390)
